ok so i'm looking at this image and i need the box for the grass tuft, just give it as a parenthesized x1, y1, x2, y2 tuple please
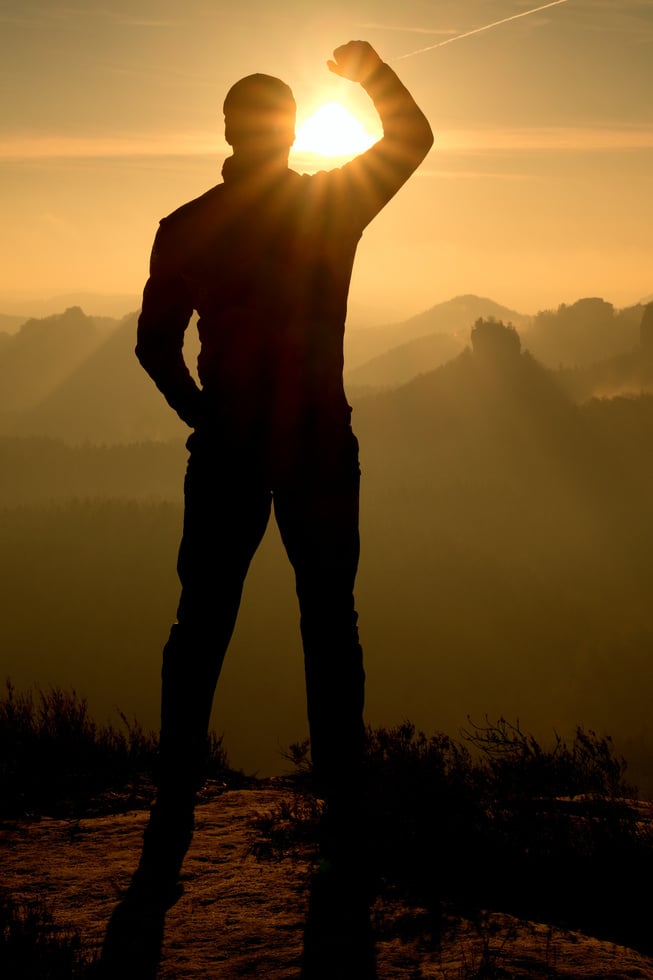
(0, 679, 235, 818)
(0, 888, 96, 979)
(256, 718, 653, 957)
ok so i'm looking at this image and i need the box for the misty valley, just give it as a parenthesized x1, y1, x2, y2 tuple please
(2, 294, 653, 795)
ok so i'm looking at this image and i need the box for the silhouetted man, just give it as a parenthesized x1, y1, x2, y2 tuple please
(134, 40, 433, 902)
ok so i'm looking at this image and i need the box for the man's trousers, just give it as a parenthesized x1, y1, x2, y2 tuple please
(157, 426, 366, 804)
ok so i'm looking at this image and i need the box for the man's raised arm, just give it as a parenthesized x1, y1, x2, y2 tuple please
(329, 41, 434, 225)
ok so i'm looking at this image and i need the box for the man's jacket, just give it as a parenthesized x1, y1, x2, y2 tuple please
(136, 63, 433, 463)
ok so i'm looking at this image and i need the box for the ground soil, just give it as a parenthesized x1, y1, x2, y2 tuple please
(3, 785, 653, 979)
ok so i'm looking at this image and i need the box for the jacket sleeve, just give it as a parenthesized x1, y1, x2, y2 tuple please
(341, 62, 434, 228)
(135, 219, 204, 428)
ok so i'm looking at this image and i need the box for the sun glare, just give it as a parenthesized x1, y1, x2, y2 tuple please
(293, 102, 377, 157)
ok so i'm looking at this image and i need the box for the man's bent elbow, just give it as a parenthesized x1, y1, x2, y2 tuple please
(424, 121, 435, 154)
(134, 334, 150, 373)
(135, 326, 161, 380)
(413, 111, 435, 160)
(401, 118, 434, 173)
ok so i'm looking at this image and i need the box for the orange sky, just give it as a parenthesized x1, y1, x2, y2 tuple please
(1, 0, 652, 321)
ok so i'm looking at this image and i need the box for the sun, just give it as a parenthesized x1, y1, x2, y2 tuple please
(293, 102, 378, 158)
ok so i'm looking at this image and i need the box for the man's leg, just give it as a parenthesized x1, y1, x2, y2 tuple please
(137, 433, 272, 899)
(273, 433, 365, 825)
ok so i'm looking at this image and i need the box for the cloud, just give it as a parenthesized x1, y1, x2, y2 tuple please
(568, 0, 653, 9)
(0, 132, 225, 160)
(41, 211, 83, 241)
(393, 0, 571, 60)
(356, 22, 457, 38)
(549, 0, 653, 39)
(2, 125, 652, 163)
(79, 7, 181, 27)
(361, 0, 653, 53)
(419, 167, 536, 181)
(0, 3, 180, 29)
(438, 126, 653, 153)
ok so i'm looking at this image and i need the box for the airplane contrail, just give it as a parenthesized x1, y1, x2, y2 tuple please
(392, 0, 569, 61)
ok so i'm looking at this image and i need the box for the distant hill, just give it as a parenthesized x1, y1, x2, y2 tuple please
(0, 314, 28, 335)
(345, 294, 531, 371)
(1, 296, 528, 443)
(345, 330, 465, 392)
(3, 293, 652, 442)
(8, 314, 191, 444)
(0, 307, 118, 414)
(0, 292, 141, 319)
(522, 298, 644, 369)
(345, 295, 651, 388)
(353, 323, 574, 475)
(558, 346, 653, 403)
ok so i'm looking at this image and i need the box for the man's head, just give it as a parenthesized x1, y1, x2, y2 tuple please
(223, 73, 296, 159)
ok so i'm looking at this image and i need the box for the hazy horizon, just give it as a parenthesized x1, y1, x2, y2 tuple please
(0, 285, 651, 332)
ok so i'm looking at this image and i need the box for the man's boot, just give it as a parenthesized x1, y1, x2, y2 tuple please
(127, 625, 215, 907)
(128, 786, 196, 908)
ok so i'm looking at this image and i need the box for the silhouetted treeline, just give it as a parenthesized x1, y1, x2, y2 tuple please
(0, 437, 186, 505)
(523, 297, 645, 368)
(0, 307, 116, 414)
(556, 301, 653, 401)
(0, 307, 192, 443)
(352, 326, 653, 796)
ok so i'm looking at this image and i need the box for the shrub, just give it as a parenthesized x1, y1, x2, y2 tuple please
(259, 719, 653, 955)
(0, 888, 95, 979)
(462, 716, 634, 801)
(0, 680, 233, 817)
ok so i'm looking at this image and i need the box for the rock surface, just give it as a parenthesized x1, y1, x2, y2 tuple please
(3, 787, 653, 979)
